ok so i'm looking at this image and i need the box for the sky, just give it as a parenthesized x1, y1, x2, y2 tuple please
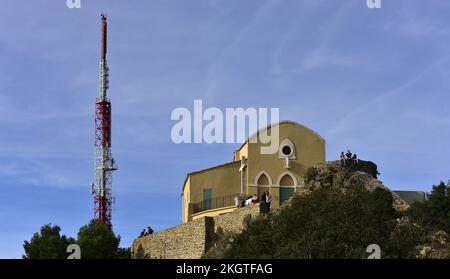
(0, 0, 449, 258)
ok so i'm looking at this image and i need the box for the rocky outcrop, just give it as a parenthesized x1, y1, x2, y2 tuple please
(416, 230, 450, 259)
(293, 160, 410, 212)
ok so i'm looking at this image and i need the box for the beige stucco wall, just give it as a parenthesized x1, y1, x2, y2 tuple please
(245, 122, 325, 208)
(182, 161, 241, 222)
(182, 176, 191, 223)
(192, 205, 237, 220)
(182, 121, 326, 222)
(234, 142, 248, 161)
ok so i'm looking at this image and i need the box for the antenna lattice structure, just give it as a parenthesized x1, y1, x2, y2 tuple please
(91, 14, 117, 229)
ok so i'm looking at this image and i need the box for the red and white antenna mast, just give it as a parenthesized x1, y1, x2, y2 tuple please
(91, 14, 117, 229)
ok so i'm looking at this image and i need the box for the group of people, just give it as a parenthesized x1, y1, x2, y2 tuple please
(259, 191, 272, 215)
(340, 149, 358, 166)
(243, 195, 259, 206)
(139, 226, 154, 238)
(241, 191, 272, 215)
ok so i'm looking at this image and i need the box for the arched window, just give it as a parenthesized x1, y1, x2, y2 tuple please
(255, 171, 273, 186)
(257, 173, 270, 185)
(278, 173, 296, 205)
(255, 171, 272, 198)
(279, 174, 294, 186)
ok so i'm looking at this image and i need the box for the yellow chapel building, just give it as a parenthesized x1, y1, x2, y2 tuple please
(182, 121, 326, 223)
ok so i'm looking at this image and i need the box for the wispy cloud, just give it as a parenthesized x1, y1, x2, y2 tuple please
(1, 0, 450, 258)
(377, 1, 449, 40)
(0, 158, 88, 188)
(272, 0, 360, 76)
(328, 56, 448, 137)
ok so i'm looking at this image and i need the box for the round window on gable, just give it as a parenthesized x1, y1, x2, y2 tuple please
(282, 145, 292, 156)
(278, 139, 296, 160)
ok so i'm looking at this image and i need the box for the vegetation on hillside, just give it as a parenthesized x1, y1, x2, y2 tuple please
(203, 165, 450, 259)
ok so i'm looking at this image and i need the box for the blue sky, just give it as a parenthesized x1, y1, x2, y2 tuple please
(1, 0, 449, 258)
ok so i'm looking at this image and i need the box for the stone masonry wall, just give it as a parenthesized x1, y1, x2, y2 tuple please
(131, 205, 260, 259)
(132, 217, 208, 259)
(212, 205, 260, 234)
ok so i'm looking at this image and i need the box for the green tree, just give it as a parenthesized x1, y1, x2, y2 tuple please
(409, 181, 450, 232)
(202, 227, 237, 259)
(77, 220, 121, 259)
(273, 187, 396, 258)
(216, 186, 422, 259)
(117, 247, 131, 259)
(225, 216, 276, 258)
(23, 224, 75, 259)
(384, 217, 425, 259)
(304, 167, 319, 184)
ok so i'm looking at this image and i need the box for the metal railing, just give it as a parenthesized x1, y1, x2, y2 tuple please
(192, 193, 241, 214)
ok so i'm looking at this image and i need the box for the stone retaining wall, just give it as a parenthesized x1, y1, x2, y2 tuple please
(213, 204, 260, 233)
(131, 205, 260, 259)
